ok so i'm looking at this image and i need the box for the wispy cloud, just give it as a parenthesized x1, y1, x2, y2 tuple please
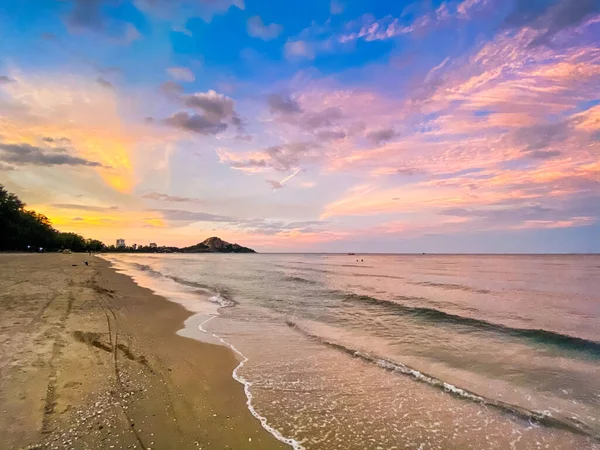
(284, 40, 315, 60)
(96, 76, 113, 88)
(0, 75, 16, 84)
(51, 203, 120, 212)
(167, 66, 195, 82)
(219, 142, 320, 172)
(142, 192, 199, 203)
(247, 16, 283, 40)
(331, 0, 344, 15)
(0, 142, 105, 168)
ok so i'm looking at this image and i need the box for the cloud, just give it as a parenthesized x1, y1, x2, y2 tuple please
(366, 127, 397, 145)
(285, 40, 315, 60)
(66, 0, 105, 31)
(183, 90, 237, 122)
(330, 0, 344, 15)
(65, 0, 141, 43)
(396, 167, 427, 176)
(266, 180, 283, 189)
(264, 142, 318, 171)
(136, 0, 245, 22)
(513, 122, 570, 150)
(149, 207, 330, 237)
(160, 80, 185, 96)
(457, 0, 490, 19)
(0, 142, 104, 168)
(96, 76, 113, 88)
(122, 23, 142, 45)
(219, 142, 319, 172)
(316, 129, 346, 141)
(172, 25, 193, 36)
(164, 111, 228, 135)
(338, 15, 413, 43)
(505, 0, 600, 45)
(247, 16, 283, 40)
(156, 209, 235, 222)
(267, 93, 303, 114)
(299, 107, 343, 129)
(0, 71, 143, 192)
(0, 163, 15, 172)
(229, 158, 267, 169)
(98, 66, 121, 75)
(164, 90, 242, 135)
(51, 203, 120, 212)
(142, 192, 197, 202)
(527, 150, 563, 159)
(338, 0, 494, 45)
(0, 75, 16, 84)
(167, 66, 195, 82)
(42, 137, 72, 145)
(438, 201, 595, 232)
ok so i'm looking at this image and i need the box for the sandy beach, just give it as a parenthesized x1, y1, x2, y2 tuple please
(0, 253, 287, 450)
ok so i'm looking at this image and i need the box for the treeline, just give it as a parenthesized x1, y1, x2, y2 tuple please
(0, 185, 105, 252)
(103, 245, 179, 253)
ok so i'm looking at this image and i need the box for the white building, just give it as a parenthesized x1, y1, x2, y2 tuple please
(116, 238, 126, 248)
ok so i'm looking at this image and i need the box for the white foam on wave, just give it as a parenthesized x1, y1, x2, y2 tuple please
(198, 316, 305, 450)
(371, 353, 485, 402)
(209, 293, 235, 308)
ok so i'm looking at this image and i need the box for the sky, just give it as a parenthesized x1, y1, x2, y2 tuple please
(0, 0, 598, 253)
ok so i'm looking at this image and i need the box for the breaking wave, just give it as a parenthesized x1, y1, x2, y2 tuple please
(338, 292, 600, 356)
(118, 261, 236, 308)
(409, 281, 491, 294)
(286, 321, 599, 440)
(284, 276, 318, 285)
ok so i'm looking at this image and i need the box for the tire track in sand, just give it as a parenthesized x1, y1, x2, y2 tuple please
(90, 270, 148, 450)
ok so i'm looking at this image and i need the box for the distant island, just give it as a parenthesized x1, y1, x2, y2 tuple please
(181, 237, 255, 253)
(104, 237, 256, 254)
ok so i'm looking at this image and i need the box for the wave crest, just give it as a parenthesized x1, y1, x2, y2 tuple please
(339, 292, 600, 356)
(286, 321, 599, 440)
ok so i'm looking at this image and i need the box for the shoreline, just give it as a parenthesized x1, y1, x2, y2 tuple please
(0, 253, 288, 450)
(101, 254, 303, 450)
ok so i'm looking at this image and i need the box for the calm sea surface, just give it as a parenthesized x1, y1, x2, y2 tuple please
(102, 253, 600, 449)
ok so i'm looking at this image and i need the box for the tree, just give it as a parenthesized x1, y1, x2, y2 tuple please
(1, 184, 26, 249)
(85, 239, 105, 252)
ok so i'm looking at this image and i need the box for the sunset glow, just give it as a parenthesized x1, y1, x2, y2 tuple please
(1, 0, 598, 252)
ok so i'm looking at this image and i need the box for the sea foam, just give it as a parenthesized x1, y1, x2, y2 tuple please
(198, 316, 305, 450)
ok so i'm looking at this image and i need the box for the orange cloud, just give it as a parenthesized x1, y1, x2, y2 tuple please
(0, 72, 137, 192)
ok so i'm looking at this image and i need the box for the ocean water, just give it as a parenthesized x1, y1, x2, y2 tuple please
(102, 253, 600, 449)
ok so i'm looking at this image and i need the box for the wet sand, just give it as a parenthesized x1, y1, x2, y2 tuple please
(0, 253, 287, 450)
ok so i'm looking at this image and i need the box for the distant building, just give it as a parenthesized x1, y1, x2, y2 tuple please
(132, 244, 137, 250)
(116, 238, 126, 248)
(149, 242, 158, 248)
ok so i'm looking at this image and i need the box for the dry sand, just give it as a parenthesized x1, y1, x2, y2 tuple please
(0, 253, 288, 450)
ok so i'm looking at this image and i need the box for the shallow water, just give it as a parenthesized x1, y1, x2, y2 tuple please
(102, 253, 600, 449)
